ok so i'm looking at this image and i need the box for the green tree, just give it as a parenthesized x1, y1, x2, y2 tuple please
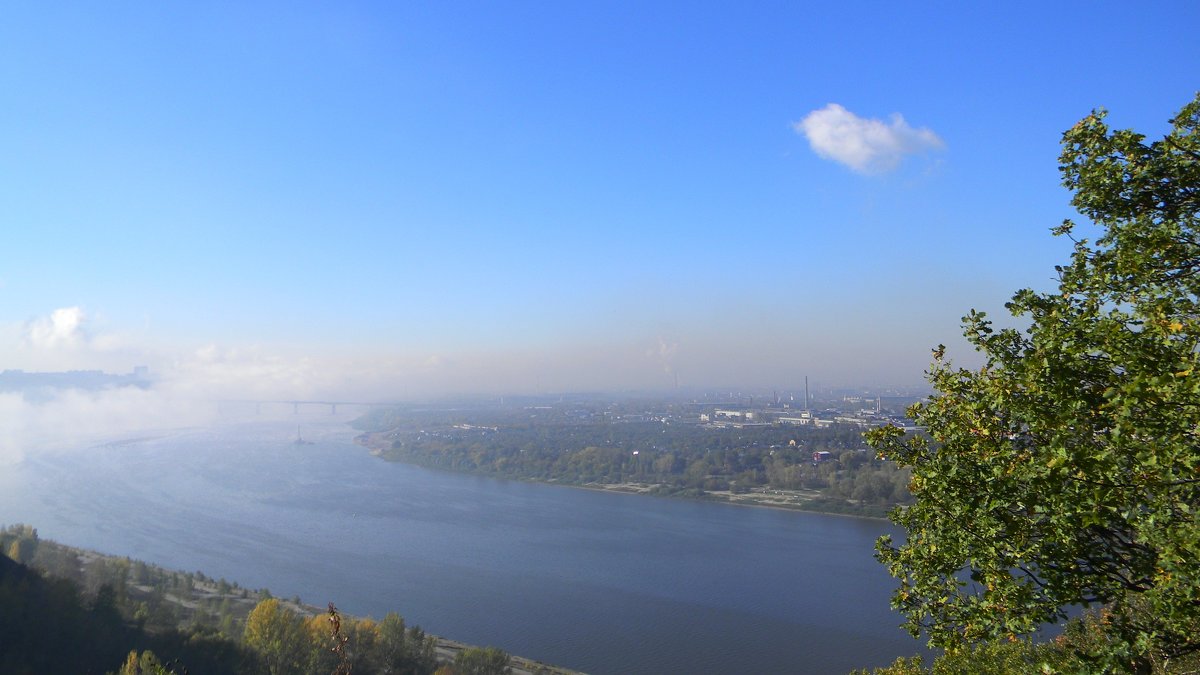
(452, 646, 512, 675)
(377, 612, 439, 675)
(378, 612, 410, 672)
(867, 93, 1200, 671)
(302, 613, 340, 674)
(347, 616, 382, 673)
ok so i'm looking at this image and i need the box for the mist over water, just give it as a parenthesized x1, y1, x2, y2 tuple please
(0, 414, 926, 674)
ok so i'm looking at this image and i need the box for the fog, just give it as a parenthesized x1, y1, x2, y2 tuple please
(0, 293, 998, 462)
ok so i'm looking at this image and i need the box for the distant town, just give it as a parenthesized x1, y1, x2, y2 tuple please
(454, 383, 927, 434)
(0, 367, 926, 434)
(0, 367, 152, 397)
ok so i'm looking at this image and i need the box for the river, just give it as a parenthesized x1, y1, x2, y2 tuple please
(0, 415, 927, 674)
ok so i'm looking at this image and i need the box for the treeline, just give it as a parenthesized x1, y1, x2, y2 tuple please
(357, 407, 913, 516)
(0, 525, 521, 675)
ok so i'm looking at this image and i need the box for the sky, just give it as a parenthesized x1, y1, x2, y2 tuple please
(1, 1, 1198, 408)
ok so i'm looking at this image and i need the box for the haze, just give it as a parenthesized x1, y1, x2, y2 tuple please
(2, 3, 1198, 450)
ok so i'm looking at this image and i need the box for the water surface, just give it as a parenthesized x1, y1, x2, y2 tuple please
(0, 416, 925, 673)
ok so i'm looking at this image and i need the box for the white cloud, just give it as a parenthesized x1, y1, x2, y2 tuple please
(794, 104, 944, 174)
(24, 306, 89, 350)
(14, 306, 144, 371)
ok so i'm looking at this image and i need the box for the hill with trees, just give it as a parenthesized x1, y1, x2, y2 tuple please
(0, 524, 567, 675)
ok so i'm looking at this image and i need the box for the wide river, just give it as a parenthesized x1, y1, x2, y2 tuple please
(0, 415, 928, 673)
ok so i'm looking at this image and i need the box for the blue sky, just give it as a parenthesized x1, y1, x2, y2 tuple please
(1, 2, 1198, 399)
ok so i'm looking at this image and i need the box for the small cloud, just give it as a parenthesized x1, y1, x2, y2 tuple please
(24, 307, 89, 350)
(794, 104, 943, 174)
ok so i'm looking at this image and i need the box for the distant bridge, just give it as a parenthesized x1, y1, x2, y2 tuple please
(216, 399, 402, 415)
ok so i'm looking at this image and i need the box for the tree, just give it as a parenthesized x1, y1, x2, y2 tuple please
(452, 646, 512, 675)
(377, 612, 439, 675)
(347, 616, 382, 674)
(302, 613, 340, 674)
(116, 649, 174, 675)
(243, 598, 307, 675)
(378, 612, 410, 672)
(1, 524, 38, 565)
(867, 93, 1200, 671)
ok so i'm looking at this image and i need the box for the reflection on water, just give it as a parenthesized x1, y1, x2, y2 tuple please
(0, 416, 924, 674)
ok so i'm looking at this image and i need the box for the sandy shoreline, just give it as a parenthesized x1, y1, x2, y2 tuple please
(564, 481, 892, 521)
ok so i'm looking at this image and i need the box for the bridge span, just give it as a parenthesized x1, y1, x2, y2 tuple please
(216, 399, 402, 415)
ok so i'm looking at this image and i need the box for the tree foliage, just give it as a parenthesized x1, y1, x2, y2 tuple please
(452, 646, 513, 675)
(867, 93, 1200, 671)
(243, 598, 307, 675)
(116, 649, 174, 675)
(0, 523, 39, 565)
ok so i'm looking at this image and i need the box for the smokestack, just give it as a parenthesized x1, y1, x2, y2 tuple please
(805, 376, 809, 411)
